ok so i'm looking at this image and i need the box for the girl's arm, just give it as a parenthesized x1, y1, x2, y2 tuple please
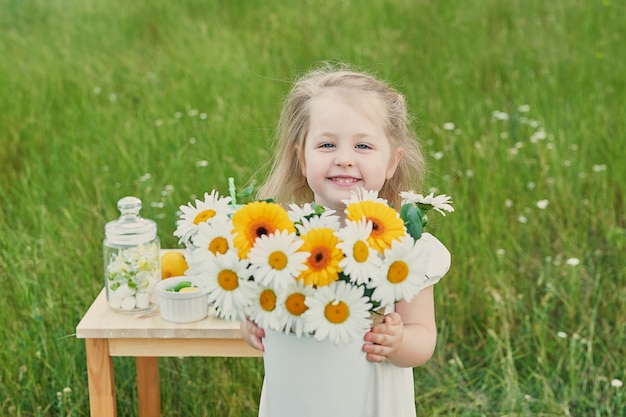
(363, 286, 437, 367)
(240, 318, 266, 352)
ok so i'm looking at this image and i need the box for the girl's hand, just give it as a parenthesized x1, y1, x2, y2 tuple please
(362, 312, 404, 363)
(240, 318, 265, 352)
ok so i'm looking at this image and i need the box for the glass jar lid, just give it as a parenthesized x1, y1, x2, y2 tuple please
(105, 196, 157, 245)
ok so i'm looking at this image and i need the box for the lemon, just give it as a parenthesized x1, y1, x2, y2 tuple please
(161, 251, 189, 279)
(178, 286, 199, 293)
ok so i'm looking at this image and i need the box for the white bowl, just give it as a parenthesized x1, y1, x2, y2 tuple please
(156, 276, 210, 323)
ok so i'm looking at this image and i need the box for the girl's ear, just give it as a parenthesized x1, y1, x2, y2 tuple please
(386, 147, 404, 179)
(295, 145, 306, 176)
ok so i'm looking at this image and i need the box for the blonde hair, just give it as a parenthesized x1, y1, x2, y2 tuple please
(256, 63, 426, 208)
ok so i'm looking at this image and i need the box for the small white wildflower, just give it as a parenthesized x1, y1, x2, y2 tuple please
(399, 192, 454, 216)
(518, 215, 528, 224)
(93, 86, 101, 95)
(508, 147, 519, 156)
(496, 248, 505, 256)
(527, 182, 536, 190)
(566, 258, 580, 267)
(492, 111, 509, 121)
(200, 112, 208, 120)
(563, 160, 572, 167)
(175, 112, 183, 118)
(150, 202, 164, 208)
(139, 173, 152, 182)
(465, 169, 474, 178)
(188, 109, 199, 117)
(500, 132, 509, 139)
(63, 387, 72, 394)
(505, 199, 514, 208)
(196, 160, 209, 167)
(530, 130, 547, 143)
(155, 119, 163, 127)
(109, 93, 117, 102)
(189, 137, 196, 144)
(610, 379, 623, 388)
(443, 122, 455, 131)
(518, 104, 530, 113)
(432, 151, 444, 160)
(536, 200, 549, 209)
(592, 164, 607, 172)
(557, 331, 568, 339)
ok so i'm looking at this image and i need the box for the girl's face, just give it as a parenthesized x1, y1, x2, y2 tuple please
(298, 91, 403, 213)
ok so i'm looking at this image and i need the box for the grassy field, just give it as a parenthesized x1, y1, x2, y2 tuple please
(1, 0, 625, 415)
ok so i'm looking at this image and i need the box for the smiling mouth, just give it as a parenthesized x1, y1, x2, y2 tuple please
(328, 177, 361, 184)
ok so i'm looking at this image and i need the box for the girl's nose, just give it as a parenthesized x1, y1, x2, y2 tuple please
(334, 149, 354, 167)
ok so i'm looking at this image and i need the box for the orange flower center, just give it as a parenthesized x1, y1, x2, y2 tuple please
(194, 209, 216, 224)
(208, 237, 229, 255)
(259, 289, 276, 312)
(324, 300, 349, 324)
(268, 251, 288, 270)
(309, 246, 331, 271)
(387, 261, 409, 284)
(368, 217, 385, 238)
(353, 240, 369, 263)
(217, 270, 238, 290)
(285, 293, 307, 316)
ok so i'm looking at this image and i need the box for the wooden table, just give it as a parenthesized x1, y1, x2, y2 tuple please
(76, 289, 262, 417)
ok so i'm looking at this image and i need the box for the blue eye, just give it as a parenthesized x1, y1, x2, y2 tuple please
(356, 143, 371, 150)
(320, 143, 335, 149)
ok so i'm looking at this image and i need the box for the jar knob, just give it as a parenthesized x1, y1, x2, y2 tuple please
(117, 196, 142, 216)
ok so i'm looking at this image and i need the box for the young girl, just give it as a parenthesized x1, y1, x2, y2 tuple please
(241, 63, 451, 417)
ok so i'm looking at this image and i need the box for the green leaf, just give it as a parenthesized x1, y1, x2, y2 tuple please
(400, 203, 424, 240)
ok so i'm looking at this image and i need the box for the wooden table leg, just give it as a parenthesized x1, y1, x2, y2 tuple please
(136, 357, 161, 417)
(85, 338, 117, 417)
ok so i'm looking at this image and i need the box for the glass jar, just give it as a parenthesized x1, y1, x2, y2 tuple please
(103, 196, 161, 312)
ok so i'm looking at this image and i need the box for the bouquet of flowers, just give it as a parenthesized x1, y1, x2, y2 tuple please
(173, 179, 453, 345)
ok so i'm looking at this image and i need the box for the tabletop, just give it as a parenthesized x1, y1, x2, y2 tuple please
(76, 289, 244, 340)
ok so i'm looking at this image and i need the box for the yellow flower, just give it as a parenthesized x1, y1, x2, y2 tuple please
(345, 200, 405, 252)
(298, 227, 343, 286)
(231, 201, 295, 258)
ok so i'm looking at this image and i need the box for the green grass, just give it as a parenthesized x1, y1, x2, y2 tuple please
(1, 0, 624, 415)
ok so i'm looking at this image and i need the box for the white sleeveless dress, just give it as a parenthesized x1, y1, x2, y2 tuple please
(257, 233, 451, 417)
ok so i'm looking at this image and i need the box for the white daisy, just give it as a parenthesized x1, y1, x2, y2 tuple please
(246, 230, 310, 291)
(303, 280, 372, 345)
(341, 187, 387, 207)
(399, 191, 454, 216)
(201, 250, 255, 321)
(246, 283, 288, 333)
(336, 219, 383, 285)
(370, 235, 432, 306)
(174, 190, 234, 245)
(277, 280, 315, 337)
(288, 203, 340, 234)
(187, 221, 235, 266)
(294, 214, 341, 235)
(287, 202, 319, 222)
